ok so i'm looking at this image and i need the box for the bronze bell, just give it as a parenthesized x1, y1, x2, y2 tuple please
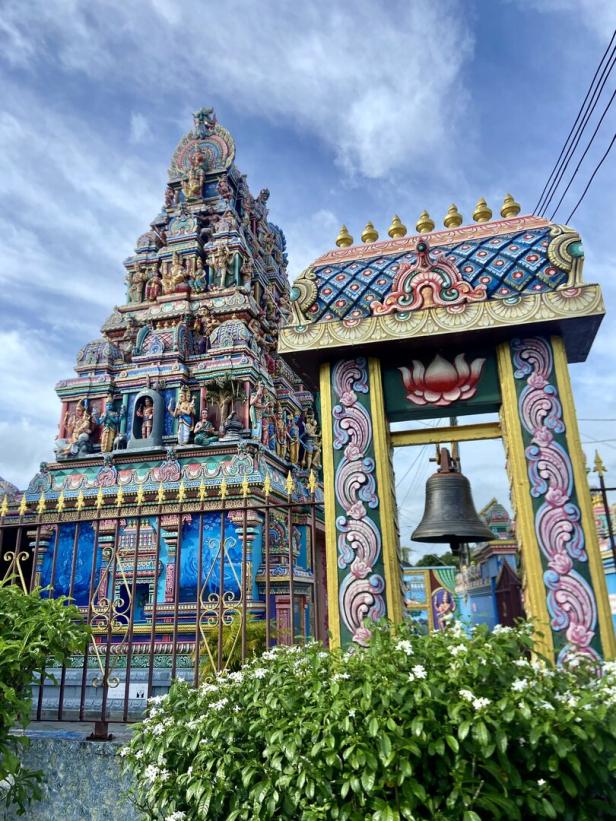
(412, 448, 494, 550)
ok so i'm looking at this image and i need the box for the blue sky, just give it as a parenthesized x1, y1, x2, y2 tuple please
(1, 0, 615, 548)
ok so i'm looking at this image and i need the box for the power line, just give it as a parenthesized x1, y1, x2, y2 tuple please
(540, 47, 616, 216)
(549, 86, 616, 221)
(565, 131, 616, 222)
(534, 29, 616, 214)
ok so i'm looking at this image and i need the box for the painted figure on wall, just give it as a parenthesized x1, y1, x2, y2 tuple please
(128, 266, 147, 303)
(249, 381, 266, 439)
(169, 386, 195, 445)
(432, 587, 456, 630)
(192, 257, 207, 293)
(56, 400, 93, 459)
(288, 416, 300, 465)
(182, 149, 205, 199)
(276, 409, 287, 460)
(145, 268, 162, 301)
(301, 414, 319, 471)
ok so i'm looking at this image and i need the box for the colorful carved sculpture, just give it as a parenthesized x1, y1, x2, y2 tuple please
(169, 386, 195, 445)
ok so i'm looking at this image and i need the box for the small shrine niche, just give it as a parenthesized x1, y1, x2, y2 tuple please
(128, 389, 163, 450)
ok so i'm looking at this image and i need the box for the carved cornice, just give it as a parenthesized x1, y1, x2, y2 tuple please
(279, 284, 604, 359)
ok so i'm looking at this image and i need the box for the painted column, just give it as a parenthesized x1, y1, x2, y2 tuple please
(319, 356, 402, 648)
(497, 336, 615, 662)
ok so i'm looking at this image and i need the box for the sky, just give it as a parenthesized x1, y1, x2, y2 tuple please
(1, 0, 616, 555)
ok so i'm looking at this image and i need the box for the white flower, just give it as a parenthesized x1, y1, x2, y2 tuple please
(332, 672, 350, 681)
(253, 668, 268, 679)
(229, 671, 244, 683)
(451, 621, 465, 637)
(395, 639, 414, 656)
(459, 688, 475, 702)
(519, 737, 526, 746)
(144, 764, 160, 783)
(152, 723, 166, 736)
(187, 766, 193, 776)
(472, 697, 491, 711)
(119, 746, 130, 757)
(318, 651, 329, 659)
(449, 645, 467, 657)
(513, 658, 529, 667)
(148, 695, 167, 705)
(512, 678, 529, 692)
(234, 705, 241, 713)
(537, 779, 546, 787)
(348, 709, 356, 718)
(211, 698, 229, 711)
(492, 624, 512, 635)
(166, 813, 187, 821)
(539, 701, 555, 711)
(262, 651, 276, 661)
(135, 750, 144, 760)
(200, 683, 219, 694)
(412, 664, 427, 679)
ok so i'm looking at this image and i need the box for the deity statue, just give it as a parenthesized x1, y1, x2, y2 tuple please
(208, 244, 234, 289)
(192, 257, 208, 293)
(136, 397, 154, 438)
(193, 107, 216, 138)
(217, 176, 233, 202)
(249, 381, 267, 439)
(128, 266, 148, 303)
(169, 386, 195, 446)
(94, 395, 124, 454)
(275, 409, 287, 461)
(301, 415, 319, 471)
(287, 416, 300, 465)
(194, 410, 217, 446)
(182, 150, 205, 199)
(240, 256, 253, 287)
(215, 210, 236, 234)
(163, 253, 188, 294)
(56, 400, 93, 459)
(145, 268, 162, 301)
(164, 185, 175, 208)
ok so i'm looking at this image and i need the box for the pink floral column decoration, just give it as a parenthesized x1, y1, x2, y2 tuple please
(512, 336, 600, 663)
(399, 353, 486, 407)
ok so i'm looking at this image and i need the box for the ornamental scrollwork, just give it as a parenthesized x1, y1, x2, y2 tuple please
(548, 224, 584, 288)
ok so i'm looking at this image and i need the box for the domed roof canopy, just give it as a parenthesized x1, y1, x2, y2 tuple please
(76, 338, 124, 370)
(0, 476, 19, 500)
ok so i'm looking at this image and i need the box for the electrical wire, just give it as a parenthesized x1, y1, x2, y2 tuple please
(549, 86, 616, 221)
(565, 131, 616, 222)
(534, 29, 616, 214)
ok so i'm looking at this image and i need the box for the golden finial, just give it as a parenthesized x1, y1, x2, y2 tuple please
(177, 479, 187, 503)
(500, 193, 521, 218)
(157, 482, 166, 505)
(387, 215, 407, 239)
(361, 221, 378, 243)
(241, 474, 249, 498)
(115, 486, 124, 509)
(95, 487, 104, 510)
(443, 204, 463, 228)
(472, 198, 492, 223)
(135, 484, 145, 506)
(415, 210, 435, 233)
(263, 473, 272, 498)
(220, 478, 228, 500)
(0, 495, 8, 518)
(285, 471, 295, 497)
(594, 451, 607, 477)
(56, 491, 65, 513)
(37, 491, 46, 515)
(308, 470, 317, 495)
(198, 478, 207, 502)
(18, 494, 27, 517)
(335, 225, 353, 248)
(75, 490, 85, 512)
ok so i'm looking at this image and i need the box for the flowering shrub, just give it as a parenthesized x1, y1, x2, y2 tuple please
(0, 581, 89, 815)
(123, 622, 616, 820)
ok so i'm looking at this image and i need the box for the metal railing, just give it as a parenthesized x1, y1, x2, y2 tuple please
(0, 476, 325, 738)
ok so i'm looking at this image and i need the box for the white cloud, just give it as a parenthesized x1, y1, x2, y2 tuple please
(0, 0, 473, 180)
(520, 0, 616, 38)
(130, 111, 152, 144)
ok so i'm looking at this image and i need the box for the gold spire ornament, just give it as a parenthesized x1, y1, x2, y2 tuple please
(115, 486, 124, 509)
(335, 225, 353, 247)
(18, 495, 27, 517)
(95, 487, 105, 510)
(415, 210, 435, 233)
(594, 450, 607, 477)
(177, 479, 187, 503)
(241, 474, 249, 498)
(443, 204, 463, 228)
(157, 482, 166, 504)
(198, 478, 207, 502)
(263, 473, 272, 498)
(387, 215, 407, 239)
(220, 478, 228, 499)
(0, 495, 8, 518)
(286, 471, 295, 497)
(57, 491, 66, 513)
(76, 490, 85, 511)
(361, 221, 378, 243)
(472, 198, 492, 223)
(135, 484, 145, 506)
(308, 470, 317, 495)
(37, 491, 47, 515)
(500, 193, 521, 218)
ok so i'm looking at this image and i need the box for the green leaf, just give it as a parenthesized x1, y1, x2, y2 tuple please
(446, 735, 459, 753)
(463, 811, 482, 821)
(369, 716, 379, 737)
(458, 720, 471, 741)
(361, 770, 375, 793)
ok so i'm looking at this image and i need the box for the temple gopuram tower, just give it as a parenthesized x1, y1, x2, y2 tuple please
(10, 109, 325, 712)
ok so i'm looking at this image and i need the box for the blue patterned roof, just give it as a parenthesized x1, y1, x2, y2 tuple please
(308, 225, 567, 322)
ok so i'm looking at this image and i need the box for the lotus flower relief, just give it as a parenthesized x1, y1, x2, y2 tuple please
(398, 353, 486, 407)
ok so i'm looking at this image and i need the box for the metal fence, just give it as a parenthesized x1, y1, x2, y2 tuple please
(0, 478, 325, 738)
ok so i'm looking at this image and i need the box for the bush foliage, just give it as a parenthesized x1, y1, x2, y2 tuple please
(0, 580, 88, 814)
(123, 621, 616, 820)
